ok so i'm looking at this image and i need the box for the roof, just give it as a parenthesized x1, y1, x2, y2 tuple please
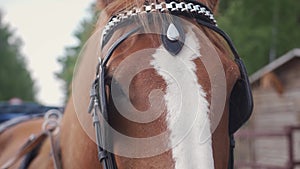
(249, 48, 300, 83)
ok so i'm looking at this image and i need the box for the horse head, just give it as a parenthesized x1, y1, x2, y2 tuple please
(69, 0, 254, 168)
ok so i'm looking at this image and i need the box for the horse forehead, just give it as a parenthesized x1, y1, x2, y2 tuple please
(108, 27, 230, 94)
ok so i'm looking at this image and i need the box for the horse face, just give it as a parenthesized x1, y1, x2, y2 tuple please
(101, 17, 240, 168)
(72, 1, 250, 168)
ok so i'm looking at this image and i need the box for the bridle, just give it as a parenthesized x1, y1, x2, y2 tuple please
(88, 1, 253, 169)
(0, 1, 252, 169)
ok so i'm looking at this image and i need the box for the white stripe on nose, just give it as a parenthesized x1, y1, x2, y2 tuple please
(151, 28, 214, 169)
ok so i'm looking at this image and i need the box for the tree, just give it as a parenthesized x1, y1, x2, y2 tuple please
(0, 12, 36, 101)
(56, 3, 99, 101)
(218, 0, 300, 74)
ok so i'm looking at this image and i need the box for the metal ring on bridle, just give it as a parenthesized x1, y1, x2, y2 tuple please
(44, 109, 63, 122)
(42, 119, 60, 135)
(42, 109, 63, 135)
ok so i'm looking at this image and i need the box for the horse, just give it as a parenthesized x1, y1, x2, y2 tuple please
(0, 0, 253, 169)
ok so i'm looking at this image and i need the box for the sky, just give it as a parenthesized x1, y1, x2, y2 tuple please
(0, 0, 95, 106)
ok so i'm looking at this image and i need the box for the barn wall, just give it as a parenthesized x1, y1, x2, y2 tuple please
(235, 58, 300, 168)
(252, 89, 300, 130)
(252, 58, 300, 131)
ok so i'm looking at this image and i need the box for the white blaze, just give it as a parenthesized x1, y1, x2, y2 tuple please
(151, 28, 214, 169)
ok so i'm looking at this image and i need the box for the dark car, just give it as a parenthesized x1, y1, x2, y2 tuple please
(0, 102, 63, 123)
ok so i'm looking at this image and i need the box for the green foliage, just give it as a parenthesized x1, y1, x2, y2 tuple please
(56, 3, 99, 100)
(218, 0, 300, 74)
(0, 13, 36, 101)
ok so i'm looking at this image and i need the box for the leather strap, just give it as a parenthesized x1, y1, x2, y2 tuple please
(195, 19, 240, 60)
(1, 130, 62, 169)
(1, 118, 62, 169)
(1, 132, 48, 169)
(87, 25, 143, 169)
(228, 135, 235, 169)
(48, 130, 62, 169)
(19, 139, 43, 169)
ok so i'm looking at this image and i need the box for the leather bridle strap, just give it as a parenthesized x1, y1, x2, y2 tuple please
(1, 110, 63, 169)
(101, 26, 142, 66)
(1, 132, 47, 169)
(195, 19, 240, 60)
(88, 26, 142, 169)
(1, 131, 62, 169)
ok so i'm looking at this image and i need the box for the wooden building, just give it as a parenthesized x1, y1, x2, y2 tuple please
(235, 48, 300, 168)
(250, 48, 300, 131)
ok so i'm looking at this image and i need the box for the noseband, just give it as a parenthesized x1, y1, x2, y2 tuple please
(88, 1, 253, 169)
